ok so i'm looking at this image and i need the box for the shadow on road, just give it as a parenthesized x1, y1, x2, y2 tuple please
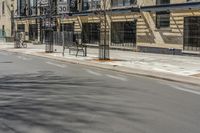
(0, 71, 147, 133)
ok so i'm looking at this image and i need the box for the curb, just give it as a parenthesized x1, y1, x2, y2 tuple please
(1, 48, 200, 87)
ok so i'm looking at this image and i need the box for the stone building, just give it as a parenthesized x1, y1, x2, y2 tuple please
(14, 0, 200, 54)
(0, 0, 16, 41)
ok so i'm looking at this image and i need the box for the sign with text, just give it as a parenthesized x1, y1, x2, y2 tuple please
(57, 1, 69, 14)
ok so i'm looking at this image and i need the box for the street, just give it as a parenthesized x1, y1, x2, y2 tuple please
(0, 51, 200, 133)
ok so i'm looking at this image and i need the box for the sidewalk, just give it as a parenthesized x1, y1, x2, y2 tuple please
(1, 42, 200, 86)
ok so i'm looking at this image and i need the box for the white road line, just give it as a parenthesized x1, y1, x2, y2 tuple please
(46, 61, 66, 68)
(85, 69, 102, 76)
(17, 56, 29, 60)
(171, 86, 200, 96)
(106, 74, 127, 81)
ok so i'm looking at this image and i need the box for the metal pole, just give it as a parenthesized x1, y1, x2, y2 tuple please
(104, 0, 107, 60)
(62, 15, 65, 56)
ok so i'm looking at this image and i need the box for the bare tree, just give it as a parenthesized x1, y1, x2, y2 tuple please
(93, 0, 110, 60)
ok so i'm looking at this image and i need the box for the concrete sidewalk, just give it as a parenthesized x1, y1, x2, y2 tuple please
(1, 43, 200, 86)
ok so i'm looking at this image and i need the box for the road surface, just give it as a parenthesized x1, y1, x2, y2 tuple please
(0, 51, 200, 133)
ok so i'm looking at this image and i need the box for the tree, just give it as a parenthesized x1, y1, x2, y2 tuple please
(93, 0, 110, 60)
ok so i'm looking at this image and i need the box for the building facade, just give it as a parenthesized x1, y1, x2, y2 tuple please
(0, 0, 16, 41)
(14, 0, 200, 54)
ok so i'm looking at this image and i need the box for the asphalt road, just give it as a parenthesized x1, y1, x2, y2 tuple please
(0, 51, 200, 133)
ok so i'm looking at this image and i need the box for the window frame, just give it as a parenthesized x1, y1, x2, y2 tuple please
(156, 11, 170, 29)
(82, 22, 100, 44)
(111, 0, 136, 7)
(111, 21, 137, 46)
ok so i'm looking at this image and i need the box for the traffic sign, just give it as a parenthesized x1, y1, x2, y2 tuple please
(57, 2, 69, 14)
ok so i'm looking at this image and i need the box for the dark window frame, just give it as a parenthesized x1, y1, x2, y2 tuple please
(156, 11, 170, 29)
(17, 24, 25, 32)
(82, 0, 101, 11)
(17, 0, 26, 16)
(111, 21, 136, 45)
(111, 0, 137, 7)
(82, 23, 100, 44)
(29, 0, 37, 16)
(184, 16, 200, 51)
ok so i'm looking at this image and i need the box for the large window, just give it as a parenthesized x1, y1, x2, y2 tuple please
(111, 0, 136, 7)
(17, 0, 26, 16)
(82, 0, 101, 11)
(111, 21, 136, 46)
(155, 0, 170, 29)
(82, 23, 100, 44)
(156, 11, 170, 29)
(184, 17, 200, 51)
(29, 0, 37, 16)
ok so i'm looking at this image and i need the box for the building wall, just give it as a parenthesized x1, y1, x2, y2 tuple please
(14, 0, 200, 54)
(0, 0, 15, 40)
(141, 0, 198, 6)
(137, 10, 200, 50)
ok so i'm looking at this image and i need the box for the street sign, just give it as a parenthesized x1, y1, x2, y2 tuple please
(57, 1, 69, 14)
(38, 0, 49, 6)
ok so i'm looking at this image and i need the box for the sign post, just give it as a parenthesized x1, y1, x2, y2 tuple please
(57, 1, 69, 56)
